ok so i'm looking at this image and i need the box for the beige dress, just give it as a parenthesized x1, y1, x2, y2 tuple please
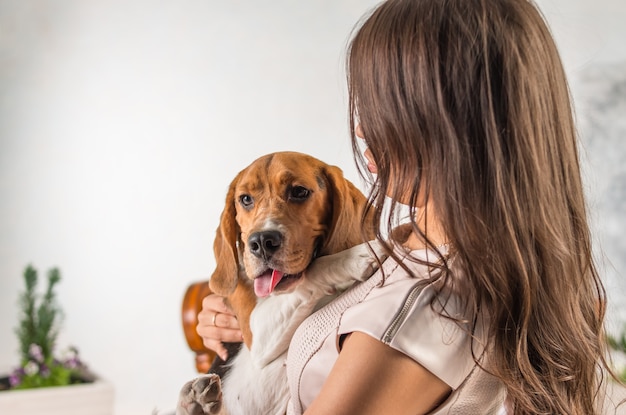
(286, 248, 506, 414)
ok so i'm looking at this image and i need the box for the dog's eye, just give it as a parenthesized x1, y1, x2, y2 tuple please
(289, 186, 310, 202)
(239, 194, 254, 207)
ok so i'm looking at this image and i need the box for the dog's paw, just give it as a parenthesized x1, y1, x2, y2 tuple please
(176, 374, 223, 415)
(306, 240, 388, 290)
(344, 240, 388, 282)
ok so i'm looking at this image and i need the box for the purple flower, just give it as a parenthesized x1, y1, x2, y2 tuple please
(64, 356, 80, 369)
(8, 370, 21, 387)
(28, 344, 44, 363)
(61, 346, 82, 369)
(39, 363, 50, 378)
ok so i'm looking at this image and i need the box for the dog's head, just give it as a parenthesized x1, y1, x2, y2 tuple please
(209, 152, 372, 299)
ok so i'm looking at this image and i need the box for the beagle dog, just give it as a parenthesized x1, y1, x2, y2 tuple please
(177, 152, 381, 415)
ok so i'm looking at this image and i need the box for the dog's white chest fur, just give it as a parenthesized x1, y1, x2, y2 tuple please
(222, 280, 331, 414)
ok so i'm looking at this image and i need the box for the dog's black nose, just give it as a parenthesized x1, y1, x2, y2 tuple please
(248, 230, 283, 259)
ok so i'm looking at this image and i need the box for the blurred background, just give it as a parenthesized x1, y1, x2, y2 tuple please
(0, 0, 624, 413)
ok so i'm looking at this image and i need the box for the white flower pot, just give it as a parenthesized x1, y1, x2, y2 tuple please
(0, 377, 114, 415)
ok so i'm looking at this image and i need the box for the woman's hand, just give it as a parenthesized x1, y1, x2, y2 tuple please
(196, 294, 243, 361)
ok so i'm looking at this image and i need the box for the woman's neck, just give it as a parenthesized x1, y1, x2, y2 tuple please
(403, 205, 448, 250)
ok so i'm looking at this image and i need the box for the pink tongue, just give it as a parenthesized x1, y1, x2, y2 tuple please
(254, 269, 284, 297)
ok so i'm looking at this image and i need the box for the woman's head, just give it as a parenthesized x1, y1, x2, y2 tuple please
(348, 0, 577, 245)
(348, 0, 611, 413)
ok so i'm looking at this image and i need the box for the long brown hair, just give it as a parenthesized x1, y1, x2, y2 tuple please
(347, 0, 616, 413)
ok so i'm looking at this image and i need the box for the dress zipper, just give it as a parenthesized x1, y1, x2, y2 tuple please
(382, 279, 430, 344)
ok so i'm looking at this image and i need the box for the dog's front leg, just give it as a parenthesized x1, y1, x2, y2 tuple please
(305, 240, 387, 292)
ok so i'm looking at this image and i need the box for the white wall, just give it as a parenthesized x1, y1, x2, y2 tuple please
(0, 1, 380, 413)
(0, 1, 624, 414)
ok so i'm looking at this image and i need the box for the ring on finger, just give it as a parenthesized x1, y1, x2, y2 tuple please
(212, 312, 219, 327)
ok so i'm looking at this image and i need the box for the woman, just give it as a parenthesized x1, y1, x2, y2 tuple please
(199, 0, 619, 413)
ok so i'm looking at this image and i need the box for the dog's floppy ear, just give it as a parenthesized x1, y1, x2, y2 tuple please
(209, 172, 242, 296)
(321, 164, 375, 254)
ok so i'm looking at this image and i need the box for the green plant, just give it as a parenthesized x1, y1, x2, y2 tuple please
(7, 265, 86, 389)
(607, 328, 626, 383)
